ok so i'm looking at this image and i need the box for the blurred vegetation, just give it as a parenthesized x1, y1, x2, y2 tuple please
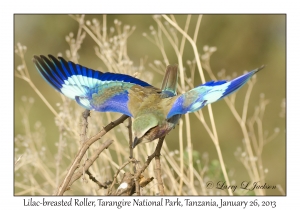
(14, 14, 285, 195)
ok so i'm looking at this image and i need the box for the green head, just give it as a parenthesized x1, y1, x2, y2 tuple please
(132, 114, 159, 147)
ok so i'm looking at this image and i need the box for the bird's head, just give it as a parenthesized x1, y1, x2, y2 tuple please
(132, 114, 159, 148)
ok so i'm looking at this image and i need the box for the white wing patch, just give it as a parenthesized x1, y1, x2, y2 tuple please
(75, 96, 93, 110)
(202, 82, 231, 104)
(60, 75, 112, 99)
(189, 101, 204, 112)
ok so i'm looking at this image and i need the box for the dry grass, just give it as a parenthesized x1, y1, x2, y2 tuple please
(14, 15, 282, 195)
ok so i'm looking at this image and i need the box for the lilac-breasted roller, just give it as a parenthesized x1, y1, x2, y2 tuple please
(33, 55, 264, 148)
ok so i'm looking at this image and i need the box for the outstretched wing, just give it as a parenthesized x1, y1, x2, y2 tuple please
(33, 55, 152, 116)
(166, 66, 264, 118)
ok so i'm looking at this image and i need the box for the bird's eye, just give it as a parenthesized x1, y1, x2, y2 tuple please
(144, 125, 157, 136)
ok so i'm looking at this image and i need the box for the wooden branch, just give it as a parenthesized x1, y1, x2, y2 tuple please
(114, 172, 135, 196)
(139, 175, 154, 188)
(134, 136, 166, 195)
(107, 158, 136, 195)
(55, 114, 129, 195)
(86, 169, 109, 189)
(68, 139, 114, 188)
(155, 153, 165, 195)
(112, 173, 154, 196)
(107, 137, 165, 196)
(80, 109, 90, 143)
(127, 118, 133, 158)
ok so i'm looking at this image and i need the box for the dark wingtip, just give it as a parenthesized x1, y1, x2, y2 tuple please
(32, 54, 63, 63)
(256, 65, 265, 72)
(48, 54, 57, 60)
(32, 55, 38, 63)
(32, 54, 42, 60)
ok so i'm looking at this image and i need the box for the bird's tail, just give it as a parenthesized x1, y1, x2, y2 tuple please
(160, 64, 178, 98)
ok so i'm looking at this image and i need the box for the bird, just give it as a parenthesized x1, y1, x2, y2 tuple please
(33, 55, 264, 148)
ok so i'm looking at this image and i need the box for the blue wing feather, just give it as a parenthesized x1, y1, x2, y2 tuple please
(166, 66, 264, 118)
(201, 80, 227, 86)
(219, 69, 261, 99)
(33, 55, 152, 116)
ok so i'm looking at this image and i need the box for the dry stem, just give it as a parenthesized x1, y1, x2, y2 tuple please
(55, 114, 128, 195)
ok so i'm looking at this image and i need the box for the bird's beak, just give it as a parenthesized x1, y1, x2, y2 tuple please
(132, 137, 141, 149)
